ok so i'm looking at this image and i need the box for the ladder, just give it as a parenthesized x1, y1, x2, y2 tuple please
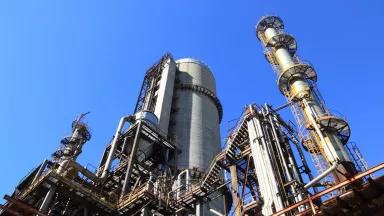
(284, 89, 335, 188)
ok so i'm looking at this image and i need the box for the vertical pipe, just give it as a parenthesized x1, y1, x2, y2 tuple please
(195, 201, 203, 216)
(38, 185, 57, 213)
(101, 115, 132, 179)
(268, 114, 303, 203)
(247, 105, 284, 214)
(255, 115, 284, 211)
(121, 121, 142, 196)
(268, 114, 293, 182)
(119, 136, 129, 161)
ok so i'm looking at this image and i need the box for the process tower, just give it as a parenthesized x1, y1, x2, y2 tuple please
(256, 16, 356, 184)
(0, 15, 383, 216)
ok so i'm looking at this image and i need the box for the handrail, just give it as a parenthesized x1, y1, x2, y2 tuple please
(272, 163, 384, 216)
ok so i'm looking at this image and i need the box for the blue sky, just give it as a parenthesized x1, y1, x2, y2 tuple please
(0, 1, 383, 198)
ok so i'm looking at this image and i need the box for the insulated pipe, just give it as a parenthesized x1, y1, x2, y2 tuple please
(267, 113, 304, 204)
(38, 185, 57, 213)
(57, 160, 69, 174)
(304, 162, 339, 189)
(101, 115, 133, 179)
(195, 201, 203, 216)
(247, 106, 284, 214)
(209, 208, 225, 216)
(254, 116, 284, 211)
(176, 169, 190, 199)
(268, 114, 293, 182)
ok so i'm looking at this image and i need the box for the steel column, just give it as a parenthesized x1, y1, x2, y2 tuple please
(121, 121, 142, 196)
(230, 165, 242, 216)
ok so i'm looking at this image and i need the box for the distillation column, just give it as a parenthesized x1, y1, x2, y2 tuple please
(255, 16, 355, 183)
(40, 114, 92, 213)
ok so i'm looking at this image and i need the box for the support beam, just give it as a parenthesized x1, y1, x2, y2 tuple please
(230, 165, 242, 216)
(4, 195, 48, 216)
(0, 204, 23, 216)
(121, 121, 143, 196)
(272, 163, 384, 216)
(241, 155, 251, 202)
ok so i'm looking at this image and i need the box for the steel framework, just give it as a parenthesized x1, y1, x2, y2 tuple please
(1, 16, 384, 216)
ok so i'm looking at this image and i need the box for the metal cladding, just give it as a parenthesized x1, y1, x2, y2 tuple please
(226, 105, 309, 215)
(133, 55, 223, 172)
(256, 16, 355, 183)
(152, 56, 177, 134)
(172, 58, 222, 171)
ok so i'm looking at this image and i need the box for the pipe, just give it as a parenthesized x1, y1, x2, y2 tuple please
(67, 160, 99, 182)
(209, 208, 225, 216)
(304, 162, 339, 189)
(268, 113, 303, 203)
(38, 185, 57, 213)
(176, 169, 190, 199)
(101, 115, 133, 179)
(57, 160, 99, 183)
(32, 159, 48, 183)
(121, 121, 142, 196)
(57, 160, 69, 174)
(195, 201, 203, 216)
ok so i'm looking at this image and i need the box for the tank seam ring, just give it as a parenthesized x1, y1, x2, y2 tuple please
(175, 83, 223, 123)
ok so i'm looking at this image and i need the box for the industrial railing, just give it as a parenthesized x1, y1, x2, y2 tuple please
(272, 163, 384, 216)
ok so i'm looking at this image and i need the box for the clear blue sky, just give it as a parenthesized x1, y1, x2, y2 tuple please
(1, 1, 383, 198)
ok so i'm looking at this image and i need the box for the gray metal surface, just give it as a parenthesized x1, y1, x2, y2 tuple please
(154, 57, 177, 134)
(171, 58, 221, 171)
(169, 58, 223, 216)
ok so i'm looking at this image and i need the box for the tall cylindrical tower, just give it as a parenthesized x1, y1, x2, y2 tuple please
(171, 58, 222, 172)
(170, 58, 223, 216)
(255, 16, 355, 183)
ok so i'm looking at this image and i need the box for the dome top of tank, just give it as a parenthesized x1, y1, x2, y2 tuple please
(175, 57, 216, 89)
(175, 58, 212, 72)
(174, 57, 222, 122)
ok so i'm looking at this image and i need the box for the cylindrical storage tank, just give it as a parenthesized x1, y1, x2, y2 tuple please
(170, 58, 223, 216)
(171, 58, 222, 172)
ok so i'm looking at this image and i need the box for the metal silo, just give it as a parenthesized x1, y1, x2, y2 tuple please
(171, 58, 222, 172)
(169, 58, 224, 216)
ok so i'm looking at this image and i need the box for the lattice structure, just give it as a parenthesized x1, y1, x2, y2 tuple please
(285, 90, 335, 189)
(346, 142, 369, 173)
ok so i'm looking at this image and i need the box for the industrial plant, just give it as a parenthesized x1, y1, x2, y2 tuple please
(0, 16, 383, 216)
